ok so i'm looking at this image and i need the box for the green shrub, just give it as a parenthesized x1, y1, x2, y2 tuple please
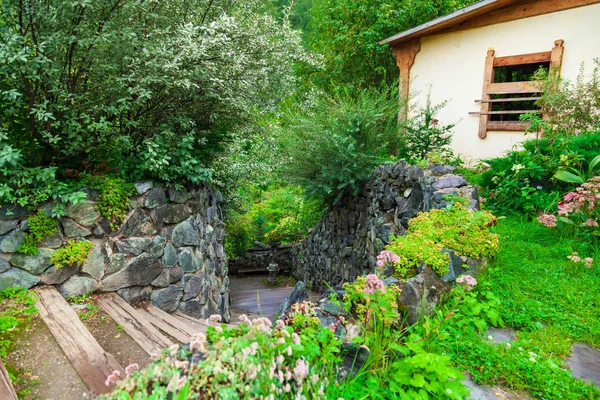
(51, 240, 93, 269)
(385, 204, 500, 278)
(480, 132, 600, 215)
(0, 287, 38, 357)
(17, 212, 57, 255)
(277, 86, 398, 203)
(224, 214, 254, 259)
(78, 175, 136, 230)
(264, 216, 303, 244)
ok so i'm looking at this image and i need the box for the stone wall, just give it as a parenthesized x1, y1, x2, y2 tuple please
(228, 243, 298, 274)
(293, 161, 478, 291)
(0, 183, 230, 321)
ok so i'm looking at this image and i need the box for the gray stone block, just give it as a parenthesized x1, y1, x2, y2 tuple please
(0, 268, 40, 291)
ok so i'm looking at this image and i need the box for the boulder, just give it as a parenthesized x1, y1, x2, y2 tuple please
(163, 204, 189, 225)
(9, 248, 54, 275)
(61, 218, 92, 238)
(101, 253, 162, 291)
(81, 246, 105, 280)
(172, 220, 200, 247)
(0, 268, 40, 291)
(339, 343, 371, 380)
(151, 266, 184, 288)
(440, 249, 464, 282)
(183, 275, 203, 301)
(41, 263, 80, 285)
(134, 181, 153, 195)
(39, 230, 64, 249)
(162, 244, 178, 268)
(144, 187, 167, 209)
(0, 229, 24, 252)
(123, 209, 157, 237)
(0, 219, 19, 236)
(399, 266, 451, 325)
(432, 175, 468, 190)
(151, 285, 183, 312)
(59, 275, 99, 298)
(115, 238, 151, 256)
(67, 201, 100, 227)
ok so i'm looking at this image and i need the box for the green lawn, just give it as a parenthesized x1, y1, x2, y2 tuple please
(431, 216, 600, 399)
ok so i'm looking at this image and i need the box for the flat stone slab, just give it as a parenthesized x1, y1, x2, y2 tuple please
(568, 343, 600, 387)
(463, 376, 525, 399)
(485, 327, 516, 344)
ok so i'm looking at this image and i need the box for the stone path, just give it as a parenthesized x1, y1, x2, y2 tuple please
(464, 327, 600, 399)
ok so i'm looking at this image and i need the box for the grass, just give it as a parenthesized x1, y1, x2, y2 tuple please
(430, 216, 600, 399)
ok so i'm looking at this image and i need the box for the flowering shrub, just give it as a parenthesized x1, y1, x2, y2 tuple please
(384, 205, 500, 279)
(102, 315, 342, 399)
(455, 275, 477, 291)
(342, 275, 401, 327)
(265, 216, 304, 244)
(567, 252, 594, 268)
(557, 177, 600, 234)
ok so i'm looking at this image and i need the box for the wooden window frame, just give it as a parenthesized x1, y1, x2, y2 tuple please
(474, 40, 564, 139)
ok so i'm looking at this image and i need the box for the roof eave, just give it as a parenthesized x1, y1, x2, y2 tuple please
(379, 0, 516, 46)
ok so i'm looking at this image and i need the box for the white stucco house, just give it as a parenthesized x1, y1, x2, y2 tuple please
(380, 0, 600, 161)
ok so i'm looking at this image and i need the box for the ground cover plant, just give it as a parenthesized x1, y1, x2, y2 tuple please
(428, 217, 600, 399)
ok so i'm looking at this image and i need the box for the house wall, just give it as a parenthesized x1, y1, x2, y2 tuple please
(408, 4, 600, 162)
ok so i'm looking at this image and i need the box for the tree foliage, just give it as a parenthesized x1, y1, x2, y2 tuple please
(0, 0, 311, 188)
(305, 0, 477, 89)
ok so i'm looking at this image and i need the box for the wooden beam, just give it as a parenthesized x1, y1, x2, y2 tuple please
(0, 358, 17, 400)
(470, 110, 540, 115)
(493, 51, 551, 67)
(549, 40, 565, 79)
(486, 81, 542, 94)
(136, 304, 202, 342)
(487, 121, 530, 131)
(478, 49, 496, 139)
(34, 286, 123, 395)
(476, 97, 541, 103)
(392, 39, 421, 120)
(97, 294, 174, 356)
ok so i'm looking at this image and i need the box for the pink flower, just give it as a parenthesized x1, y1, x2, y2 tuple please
(363, 274, 386, 294)
(293, 359, 309, 381)
(564, 192, 578, 202)
(585, 258, 594, 268)
(567, 253, 581, 263)
(537, 213, 557, 228)
(584, 218, 599, 227)
(376, 250, 400, 267)
(456, 275, 477, 290)
(125, 363, 139, 377)
(104, 370, 120, 387)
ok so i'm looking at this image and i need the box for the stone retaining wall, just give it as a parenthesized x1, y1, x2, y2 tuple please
(0, 183, 230, 321)
(293, 161, 478, 292)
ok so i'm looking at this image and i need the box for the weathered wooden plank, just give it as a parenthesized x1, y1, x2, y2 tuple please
(478, 49, 496, 139)
(486, 81, 542, 94)
(137, 305, 200, 342)
(0, 357, 18, 400)
(97, 294, 173, 356)
(493, 51, 551, 67)
(470, 110, 540, 115)
(34, 286, 123, 395)
(475, 97, 541, 103)
(487, 121, 530, 131)
(172, 311, 236, 329)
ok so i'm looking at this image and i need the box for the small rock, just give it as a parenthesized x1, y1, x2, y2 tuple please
(429, 164, 457, 176)
(122, 209, 157, 237)
(432, 175, 468, 189)
(485, 327, 516, 343)
(441, 248, 464, 282)
(40, 230, 64, 249)
(568, 343, 600, 387)
(0, 219, 19, 236)
(183, 275, 203, 301)
(81, 246, 105, 280)
(399, 266, 451, 325)
(339, 343, 371, 379)
(0, 205, 32, 218)
(151, 266, 184, 288)
(101, 253, 162, 291)
(167, 187, 189, 204)
(106, 253, 125, 275)
(277, 281, 308, 319)
(149, 236, 166, 258)
(162, 244, 178, 268)
(115, 238, 151, 256)
(319, 299, 348, 316)
(41, 264, 80, 285)
(67, 201, 100, 227)
(163, 204, 189, 225)
(0, 258, 10, 274)
(117, 286, 152, 304)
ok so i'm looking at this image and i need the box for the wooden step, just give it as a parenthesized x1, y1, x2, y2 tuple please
(34, 286, 123, 395)
(0, 357, 18, 400)
(97, 293, 174, 356)
(136, 304, 201, 342)
(172, 310, 236, 329)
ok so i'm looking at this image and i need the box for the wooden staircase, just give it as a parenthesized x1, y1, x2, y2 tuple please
(30, 286, 234, 395)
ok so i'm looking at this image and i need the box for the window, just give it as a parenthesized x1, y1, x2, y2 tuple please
(472, 40, 564, 139)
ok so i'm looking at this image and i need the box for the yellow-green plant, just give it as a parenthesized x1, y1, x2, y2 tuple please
(51, 240, 93, 269)
(17, 212, 58, 255)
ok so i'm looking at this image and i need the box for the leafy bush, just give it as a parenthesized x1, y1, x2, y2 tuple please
(400, 97, 455, 162)
(480, 132, 600, 215)
(277, 86, 398, 202)
(17, 212, 57, 255)
(522, 61, 600, 139)
(224, 214, 254, 259)
(0, 0, 309, 185)
(51, 240, 93, 269)
(385, 204, 500, 278)
(265, 217, 303, 245)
